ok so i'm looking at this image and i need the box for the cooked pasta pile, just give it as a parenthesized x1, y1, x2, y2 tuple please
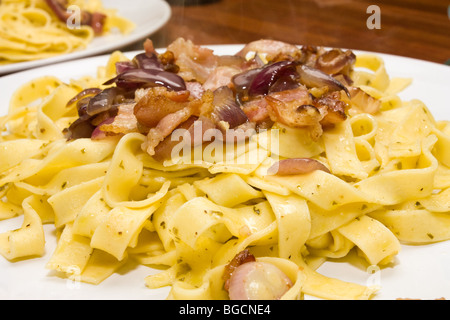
(0, 0, 135, 64)
(0, 40, 449, 300)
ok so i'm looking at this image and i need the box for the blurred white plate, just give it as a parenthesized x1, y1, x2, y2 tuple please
(0, 45, 449, 300)
(0, 0, 171, 76)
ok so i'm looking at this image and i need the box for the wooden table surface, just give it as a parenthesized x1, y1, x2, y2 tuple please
(143, 0, 450, 65)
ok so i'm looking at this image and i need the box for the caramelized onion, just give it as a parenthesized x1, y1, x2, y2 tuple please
(115, 61, 135, 74)
(232, 60, 300, 103)
(65, 87, 131, 140)
(267, 158, 330, 175)
(297, 64, 349, 96)
(132, 52, 164, 70)
(86, 87, 121, 116)
(65, 114, 95, 140)
(232, 68, 261, 98)
(66, 88, 102, 111)
(103, 68, 186, 91)
(268, 73, 300, 93)
(248, 60, 298, 96)
(315, 49, 356, 75)
(212, 86, 248, 129)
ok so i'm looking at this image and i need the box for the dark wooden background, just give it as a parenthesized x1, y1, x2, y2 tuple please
(140, 0, 450, 64)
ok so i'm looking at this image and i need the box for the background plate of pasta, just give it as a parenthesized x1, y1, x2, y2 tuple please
(0, 39, 449, 300)
(0, 0, 171, 75)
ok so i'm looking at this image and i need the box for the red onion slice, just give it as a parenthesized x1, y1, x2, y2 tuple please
(232, 61, 300, 102)
(86, 87, 120, 116)
(65, 114, 95, 140)
(248, 60, 298, 97)
(232, 68, 261, 96)
(132, 53, 164, 71)
(268, 71, 300, 93)
(268, 158, 330, 175)
(91, 117, 115, 140)
(66, 88, 102, 109)
(115, 61, 135, 74)
(103, 69, 186, 92)
(212, 86, 248, 129)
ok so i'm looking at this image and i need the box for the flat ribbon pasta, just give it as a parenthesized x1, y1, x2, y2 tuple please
(0, 195, 45, 260)
(1, 44, 449, 302)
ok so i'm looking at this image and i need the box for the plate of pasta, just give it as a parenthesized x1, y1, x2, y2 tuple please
(0, 38, 449, 300)
(0, 0, 171, 75)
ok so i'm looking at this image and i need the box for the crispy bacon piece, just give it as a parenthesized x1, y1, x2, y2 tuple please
(314, 91, 349, 127)
(262, 87, 325, 140)
(143, 38, 157, 56)
(63, 38, 369, 160)
(266, 98, 321, 128)
(166, 38, 218, 83)
(300, 46, 356, 78)
(141, 91, 214, 156)
(236, 39, 301, 62)
(241, 97, 270, 123)
(97, 103, 138, 135)
(222, 249, 256, 292)
(242, 86, 313, 124)
(134, 87, 191, 128)
(143, 105, 198, 156)
(242, 86, 348, 139)
(152, 116, 197, 162)
(203, 66, 241, 91)
(185, 81, 205, 100)
(266, 99, 323, 140)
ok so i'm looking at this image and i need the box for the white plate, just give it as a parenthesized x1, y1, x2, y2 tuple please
(0, 0, 171, 76)
(0, 45, 449, 300)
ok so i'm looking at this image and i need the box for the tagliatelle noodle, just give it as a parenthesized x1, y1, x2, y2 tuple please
(0, 195, 45, 260)
(0, 43, 449, 300)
